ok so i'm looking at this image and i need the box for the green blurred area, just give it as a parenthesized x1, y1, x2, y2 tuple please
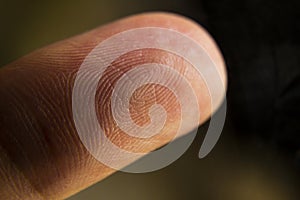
(0, 0, 169, 66)
(1, 1, 299, 200)
(69, 124, 300, 200)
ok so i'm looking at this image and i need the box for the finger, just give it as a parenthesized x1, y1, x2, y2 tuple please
(0, 12, 226, 199)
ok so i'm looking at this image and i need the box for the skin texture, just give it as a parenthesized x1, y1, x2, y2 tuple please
(0, 12, 226, 199)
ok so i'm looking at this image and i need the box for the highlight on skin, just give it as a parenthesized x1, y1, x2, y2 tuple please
(0, 12, 227, 199)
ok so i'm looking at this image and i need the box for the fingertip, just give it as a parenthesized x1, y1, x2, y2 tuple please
(0, 12, 227, 199)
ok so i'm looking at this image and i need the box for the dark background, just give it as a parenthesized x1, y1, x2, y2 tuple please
(1, 0, 299, 199)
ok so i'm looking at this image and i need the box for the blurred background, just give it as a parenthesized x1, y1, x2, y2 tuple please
(1, 0, 299, 199)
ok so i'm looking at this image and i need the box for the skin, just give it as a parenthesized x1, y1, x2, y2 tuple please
(0, 12, 227, 199)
